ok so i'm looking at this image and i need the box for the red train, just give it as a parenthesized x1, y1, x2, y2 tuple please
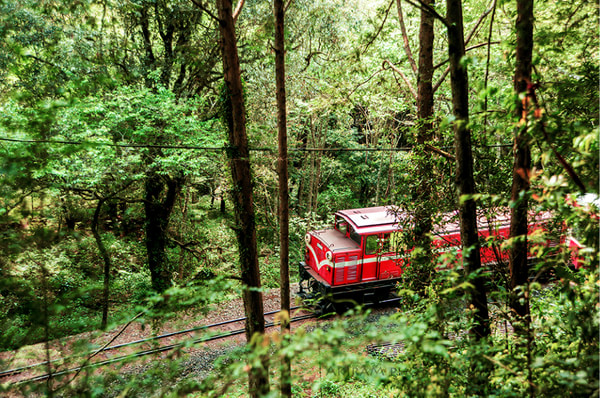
(298, 206, 562, 312)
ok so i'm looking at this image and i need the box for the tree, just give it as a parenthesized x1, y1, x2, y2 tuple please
(508, 1, 535, 395)
(144, 161, 184, 293)
(445, 3, 491, 393)
(413, 0, 436, 290)
(274, 0, 292, 396)
(214, 0, 270, 396)
(508, 0, 533, 322)
(444, 0, 490, 341)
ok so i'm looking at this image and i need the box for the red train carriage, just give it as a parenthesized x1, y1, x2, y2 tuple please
(298, 206, 561, 310)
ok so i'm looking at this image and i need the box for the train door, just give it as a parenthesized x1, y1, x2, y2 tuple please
(379, 232, 403, 278)
(361, 234, 380, 281)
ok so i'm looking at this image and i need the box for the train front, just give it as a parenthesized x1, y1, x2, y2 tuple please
(302, 226, 361, 288)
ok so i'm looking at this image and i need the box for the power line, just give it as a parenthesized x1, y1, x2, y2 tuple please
(0, 136, 512, 153)
(0, 137, 227, 151)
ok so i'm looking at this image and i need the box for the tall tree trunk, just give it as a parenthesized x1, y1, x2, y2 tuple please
(413, 0, 436, 290)
(446, 0, 490, 340)
(446, 0, 491, 394)
(417, 0, 435, 134)
(510, 1, 534, 395)
(509, 0, 533, 320)
(216, 1, 269, 396)
(274, 0, 291, 396)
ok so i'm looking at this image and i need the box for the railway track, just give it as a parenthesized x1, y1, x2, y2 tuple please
(366, 342, 405, 360)
(1, 306, 315, 387)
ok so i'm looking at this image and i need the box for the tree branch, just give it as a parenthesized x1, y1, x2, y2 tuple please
(232, 0, 245, 23)
(24, 55, 69, 78)
(396, 0, 417, 75)
(169, 237, 205, 260)
(301, 51, 324, 72)
(383, 59, 417, 100)
(190, 0, 220, 22)
(348, 67, 385, 97)
(403, 0, 449, 27)
(425, 143, 456, 161)
(362, 0, 395, 55)
(434, 41, 500, 70)
(432, 0, 497, 92)
(57, 311, 145, 391)
(526, 82, 587, 192)
(4, 188, 40, 215)
(483, 0, 498, 132)
(284, 0, 294, 13)
(465, 0, 496, 45)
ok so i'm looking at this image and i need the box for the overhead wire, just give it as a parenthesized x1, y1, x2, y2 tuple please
(0, 136, 512, 153)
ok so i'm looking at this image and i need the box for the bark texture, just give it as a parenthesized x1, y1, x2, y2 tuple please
(144, 164, 182, 293)
(274, 0, 291, 396)
(417, 0, 435, 133)
(413, 0, 436, 289)
(216, 0, 269, 396)
(509, 0, 533, 320)
(446, 0, 490, 340)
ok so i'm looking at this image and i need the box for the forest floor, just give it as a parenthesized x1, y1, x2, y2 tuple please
(0, 283, 310, 395)
(1, 283, 523, 397)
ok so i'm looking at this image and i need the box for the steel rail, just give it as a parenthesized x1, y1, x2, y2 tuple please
(10, 313, 315, 386)
(0, 306, 303, 380)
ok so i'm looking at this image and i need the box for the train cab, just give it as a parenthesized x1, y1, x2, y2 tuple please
(299, 206, 405, 304)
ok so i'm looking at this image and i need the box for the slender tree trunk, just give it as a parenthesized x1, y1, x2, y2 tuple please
(140, 5, 156, 89)
(178, 188, 190, 281)
(413, 0, 436, 289)
(396, 0, 417, 75)
(509, 0, 533, 320)
(446, 0, 491, 394)
(446, 0, 490, 340)
(510, 1, 534, 395)
(417, 0, 435, 133)
(91, 198, 111, 330)
(39, 263, 54, 397)
(216, 1, 269, 396)
(445, 1, 492, 395)
(274, 0, 291, 396)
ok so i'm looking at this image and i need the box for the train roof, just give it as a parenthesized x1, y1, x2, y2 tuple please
(309, 228, 360, 253)
(336, 206, 554, 236)
(336, 206, 401, 234)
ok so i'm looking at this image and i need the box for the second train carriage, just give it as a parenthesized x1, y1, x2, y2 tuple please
(298, 205, 562, 311)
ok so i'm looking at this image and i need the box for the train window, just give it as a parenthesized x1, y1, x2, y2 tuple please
(382, 233, 391, 253)
(382, 232, 401, 253)
(365, 235, 379, 255)
(336, 217, 348, 235)
(349, 225, 361, 246)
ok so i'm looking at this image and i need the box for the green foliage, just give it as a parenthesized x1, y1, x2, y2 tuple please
(0, 0, 597, 396)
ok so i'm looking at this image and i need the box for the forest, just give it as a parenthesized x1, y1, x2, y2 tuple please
(0, 0, 598, 396)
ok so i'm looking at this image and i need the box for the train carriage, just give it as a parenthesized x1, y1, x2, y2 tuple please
(299, 205, 561, 312)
